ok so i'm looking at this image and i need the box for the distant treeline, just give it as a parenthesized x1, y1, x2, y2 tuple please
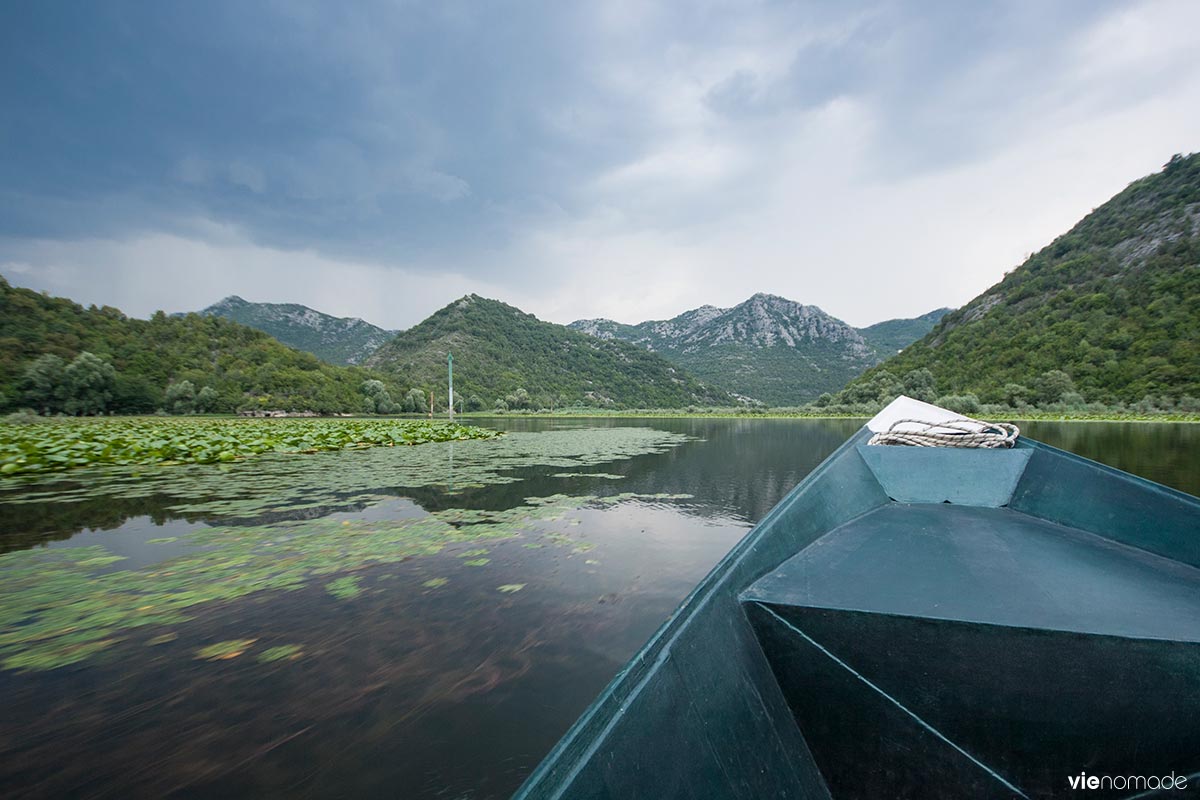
(0, 277, 414, 414)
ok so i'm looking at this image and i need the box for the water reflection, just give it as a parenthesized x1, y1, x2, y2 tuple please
(1020, 420, 1200, 495)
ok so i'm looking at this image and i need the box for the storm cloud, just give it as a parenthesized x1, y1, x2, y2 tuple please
(2, 0, 1198, 328)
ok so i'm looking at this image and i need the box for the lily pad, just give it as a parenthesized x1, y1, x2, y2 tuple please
(257, 644, 303, 663)
(325, 576, 362, 600)
(195, 639, 257, 661)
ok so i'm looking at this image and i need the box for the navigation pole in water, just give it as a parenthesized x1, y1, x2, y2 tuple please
(448, 352, 454, 421)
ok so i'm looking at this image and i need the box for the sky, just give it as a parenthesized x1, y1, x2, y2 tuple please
(2, 0, 1198, 330)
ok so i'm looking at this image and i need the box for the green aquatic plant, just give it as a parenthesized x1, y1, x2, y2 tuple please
(0, 417, 502, 477)
(195, 639, 257, 661)
(496, 584, 526, 593)
(422, 577, 449, 588)
(257, 644, 303, 663)
(0, 429, 700, 671)
(325, 576, 362, 600)
(1, 427, 693, 526)
(0, 493, 609, 671)
(457, 549, 489, 558)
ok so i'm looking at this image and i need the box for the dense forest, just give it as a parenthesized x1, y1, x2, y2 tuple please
(836, 153, 1200, 410)
(0, 278, 404, 414)
(858, 309, 952, 358)
(367, 295, 733, 410)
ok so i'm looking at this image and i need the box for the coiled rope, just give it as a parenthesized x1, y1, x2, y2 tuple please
(868, 417, 1020, 449)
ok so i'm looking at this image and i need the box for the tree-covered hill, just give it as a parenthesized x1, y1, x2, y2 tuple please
(0, 277, 402, 413)
(859, 308, 952, 358)
(366, 295, 733, 409)
(838, 153, 1200, 406)
(197, 296, 396, 365)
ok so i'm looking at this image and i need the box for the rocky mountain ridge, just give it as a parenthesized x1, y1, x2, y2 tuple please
(199, 296, 395, 365)
(569, 294, 947, 404)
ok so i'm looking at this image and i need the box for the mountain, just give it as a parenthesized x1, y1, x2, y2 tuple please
(859, 308, 953, 357)
(841, 152, 1200, 405)
(569, 294, 948, 405)
(0, 277, 401, 413)
(199, 296, 395, 365)
(367, 294, 733, 409)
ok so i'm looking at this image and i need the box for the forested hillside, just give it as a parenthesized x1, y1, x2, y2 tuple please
(838, 153, 1200, 408)
(0, 278, 401, 414)
(859, 308, 952, 357)
(198, 296, 395, 365)
(367, 295, 733, 409)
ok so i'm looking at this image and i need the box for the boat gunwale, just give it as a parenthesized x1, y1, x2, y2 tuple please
(512, 427, 884, 798)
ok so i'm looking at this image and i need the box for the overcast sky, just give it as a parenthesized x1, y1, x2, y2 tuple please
(2, 1, 1198, 329)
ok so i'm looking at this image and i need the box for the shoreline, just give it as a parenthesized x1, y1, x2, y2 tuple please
(7, 412, 1199, 424)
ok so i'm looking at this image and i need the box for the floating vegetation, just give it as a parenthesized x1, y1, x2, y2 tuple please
(146, 633, 178, 646)
(422, 577, 449, 588)
(496, 584, 526, 593)
(325, 576, 362, 600)
(0, 427, 702, 672)
(0, 493, 611, 671)
(457, 549, 489, 558)
(257, 644, 303, 663)
(195, 639, 257, 661)
(0, 417, 502, 477)
(146, 537, 178, 544)
(0, 427, 693, 528)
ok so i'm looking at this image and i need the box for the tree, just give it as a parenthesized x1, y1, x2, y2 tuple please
(935, 393, 981, 415)
(165, 380, 197, 414)
(465, 395, 484, 412)
(195, 386, 219, 413)
(1001, 383, 1030, 407)
(505, 387, 531, 410)
(20, 354, 67, 414)
(402, 388, 426, 413)
(63, 352, 116, 415)
(1034, 370, 1075, 406)
(901, 369, 937, 402)
(112, 374, 161, 414)
(837, 370, 901, 405)
(360, 380, 399, 414)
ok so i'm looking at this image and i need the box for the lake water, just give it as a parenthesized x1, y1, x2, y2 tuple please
(0, 418, 1196, 798)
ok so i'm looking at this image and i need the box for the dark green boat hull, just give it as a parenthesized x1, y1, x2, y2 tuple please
(513, 430, 1200, 799)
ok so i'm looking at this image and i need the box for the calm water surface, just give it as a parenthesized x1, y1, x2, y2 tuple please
(0, 418, 1196, 798)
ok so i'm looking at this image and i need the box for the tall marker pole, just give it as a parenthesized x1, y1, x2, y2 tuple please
(448, 352, 454, 421)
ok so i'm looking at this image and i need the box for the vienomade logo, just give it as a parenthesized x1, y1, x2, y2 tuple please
(1067, 772, 1189, 792)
